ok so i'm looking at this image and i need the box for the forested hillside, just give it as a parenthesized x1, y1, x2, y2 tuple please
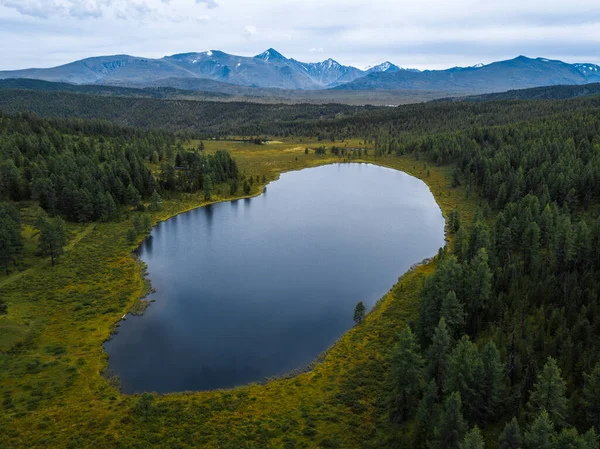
(2, 91, 600, 448)
(368, 105, 600, 448)
(1, 86, 600, 139)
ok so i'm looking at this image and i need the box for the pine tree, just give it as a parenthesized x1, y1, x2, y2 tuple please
(127, 228, 137, 244)
(449, 208, 461, 233)
(37, 214, 67, 266)
(388, 326, 425, 423)
(524, 222, 541, 276)
(133, 215, 143, 234)
(481, 341, 505, 421)
(441, 291, 466, 338)
(527, 357, 568, 427)
(0, 204, 22, 275)
(433, 391, 466, 449)
(554, 427, 597, 449)
(353, 301, 366, 325)
(583, 363, 600, 430)
(427, 318, 452, 391)
(142, 215, 152, 234)
(525, 411, 555, 449)
(453, 226, 470, 263)
(499, 417, 522, 449)
(126, 184, 141, 208)
(460, 426, 485, 449)
(414, 380, 440, 449)
(419, 255, 463, 342)
(465, 248, 492, 334)
(149, 190, 163, 212)
(203, 174, 213, 200)
(445, 335, 485, 421)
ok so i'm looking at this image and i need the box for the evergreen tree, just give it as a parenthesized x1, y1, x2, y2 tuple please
(133, 215, 143, 234)
(414, 380, 440, 449)
(433, 391, 466, 449)
(142, 215, 152, 234)
(465, 248, 493, 334)
(149, 190, 163, 212)
(388, 326, 425, 423)
(527, 357, 568, 427)
(203, 174, 213, 200)
(460, 426, 485, 449)
(37, 214, 67, 266)
(353, 301, 366, 325)
(583, 363, 600, 430)
(441, 290, 466, 338)
(427, 318, 452, 391)
(480, 341, 505, 421)
(0, 203, 22, 274)
(498, 417, 522, 449)
(126, 184, 141, 208)
(554, 427, 598, 449)
(445, 335, 485, 421)
(525, 411, 555, 449)
(419, 255, 463, 343)
(449, 208, 461, 233)
(453, 226, 470, 263)
(127, 228, 137, 244)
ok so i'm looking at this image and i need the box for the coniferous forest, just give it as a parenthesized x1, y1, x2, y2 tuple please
(1, 87, 600, 448)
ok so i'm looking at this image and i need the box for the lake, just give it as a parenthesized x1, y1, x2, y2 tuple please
(104, 163, 446, 393)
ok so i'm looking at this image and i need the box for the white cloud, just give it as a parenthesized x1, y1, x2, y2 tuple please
(0, 0, 600, 70)
(196, 0, 217, 8)
(244, 25, 257, 38)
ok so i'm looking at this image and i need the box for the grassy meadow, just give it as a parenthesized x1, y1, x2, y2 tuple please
(0, 139, 476, 448)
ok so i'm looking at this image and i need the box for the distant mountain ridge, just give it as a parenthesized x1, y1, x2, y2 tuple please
(0, 48, 400, 90)
(334, 56, 600, 92)
(1, 50, 599, 93)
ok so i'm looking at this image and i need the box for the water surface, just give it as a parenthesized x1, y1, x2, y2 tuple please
(105, 163, 445, 393)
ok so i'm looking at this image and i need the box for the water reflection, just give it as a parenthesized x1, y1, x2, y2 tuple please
(105, 164, 445, 393)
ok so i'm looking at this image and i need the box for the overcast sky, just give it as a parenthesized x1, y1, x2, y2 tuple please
(1, 0, 600, 71)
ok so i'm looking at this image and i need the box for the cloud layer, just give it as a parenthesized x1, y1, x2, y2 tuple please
(1, 0, 600, 70)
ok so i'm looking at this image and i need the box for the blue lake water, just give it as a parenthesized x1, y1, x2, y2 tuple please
(104, 163, 445, 393)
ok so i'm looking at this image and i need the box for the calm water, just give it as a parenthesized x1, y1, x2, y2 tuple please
(104, 163, 445, 393)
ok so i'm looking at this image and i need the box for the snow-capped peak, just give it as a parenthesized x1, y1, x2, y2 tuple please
(366, 61, 400, 73)
(575, 63, 600, 73)
(471, 63, 485, 68)
(255, 48, 287, 62)
(205, 50, 213, 57)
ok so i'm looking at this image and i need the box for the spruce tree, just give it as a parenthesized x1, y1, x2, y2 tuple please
(37, 214, 67, 266)
(525, 411, 555, 449)
(583, 363, 600, 430)
(527, 357, 568, 427)
(203, 174, 213, 200)
(126, 184, 141, 208)
(440, 291, 465, 338)
(481, 341, 505, 421)
(388, 326, 425, 423)
(433, 391, 466, 449)
(445, 335, 484, 421)
(460, 426, 485, 449)
(427, 317, 452, 391)
(353, 301, 366, 325)
(499, 417, 522, 449)
(149, 190, 163, 212)
(465, 248, 492, 334)
(414, 380, 439, 449)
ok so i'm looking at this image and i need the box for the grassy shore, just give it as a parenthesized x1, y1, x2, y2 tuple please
(0, 139, 475, 448)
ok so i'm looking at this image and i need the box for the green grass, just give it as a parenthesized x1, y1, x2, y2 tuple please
(0, 141, 476, 448)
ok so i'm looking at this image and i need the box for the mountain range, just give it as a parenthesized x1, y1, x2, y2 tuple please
(1, 49, 599, 94)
